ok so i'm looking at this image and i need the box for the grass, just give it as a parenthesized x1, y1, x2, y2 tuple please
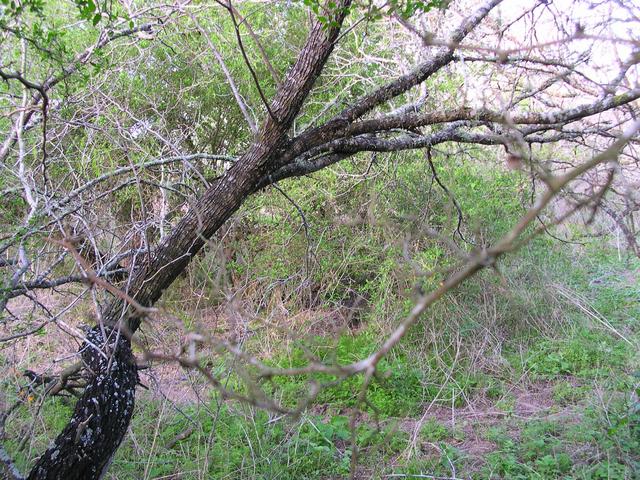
(5, 248, 635, 479)
(524, 328, 631, 378)
(2, 159, 638, 479)
(266, 331, 428, 417)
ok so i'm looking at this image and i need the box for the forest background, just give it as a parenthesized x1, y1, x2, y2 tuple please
(0, 0, 639, 478)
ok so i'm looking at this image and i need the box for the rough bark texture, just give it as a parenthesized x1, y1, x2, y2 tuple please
(1, 447, 24, 480)
(26, 327, 137, 480)
(26, 4, 352, 478)
(102, 1, 352, 334)
(21, 2, 520, 477)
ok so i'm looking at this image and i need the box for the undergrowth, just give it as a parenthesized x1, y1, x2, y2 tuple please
(3, 155, 638, 479)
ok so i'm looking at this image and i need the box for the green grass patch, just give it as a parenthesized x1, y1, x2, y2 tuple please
(525, 328, 631, 378)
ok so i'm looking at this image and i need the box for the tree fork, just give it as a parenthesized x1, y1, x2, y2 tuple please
(24, 3, 352, 478)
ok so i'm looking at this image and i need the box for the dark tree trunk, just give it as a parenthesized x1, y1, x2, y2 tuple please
(25, 4, 352, 478)
(22, 1, 509, 474)
(102, 2, 352, 335)
(26, 327, 137, 480)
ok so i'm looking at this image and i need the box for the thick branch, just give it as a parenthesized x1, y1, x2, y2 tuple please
(103, 0, 353, 332)
(343, 88, 640, 136)
(276, 0, 502, 164)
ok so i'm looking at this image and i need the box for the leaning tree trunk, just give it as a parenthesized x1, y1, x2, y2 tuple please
(22, 1, 505, 475)
(25, 3, 352, 478)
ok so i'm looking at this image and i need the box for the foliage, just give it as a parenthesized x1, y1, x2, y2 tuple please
(525, 328, 630, 378)
(1, 0, 639, 478)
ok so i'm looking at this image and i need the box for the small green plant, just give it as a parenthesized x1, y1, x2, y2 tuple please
(583, 461, 629, 480)
(495, 393, 516, 414)
(420, 418, 449, 441)
(534, 453, 572, 476)
(485, 379, 505, 400)
(525, 328, 629, 378)
(552, 380, 589, 406)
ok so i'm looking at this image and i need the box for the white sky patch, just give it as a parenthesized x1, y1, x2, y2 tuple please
(498, 0, 640, 85)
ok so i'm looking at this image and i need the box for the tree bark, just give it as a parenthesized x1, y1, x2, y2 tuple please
(26, 3, 352, 478)
(27, 326, 137, 480)
(103, 1, 352, 334)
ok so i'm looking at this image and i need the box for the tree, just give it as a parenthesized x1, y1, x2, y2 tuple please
(1, 0, 638, 478)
